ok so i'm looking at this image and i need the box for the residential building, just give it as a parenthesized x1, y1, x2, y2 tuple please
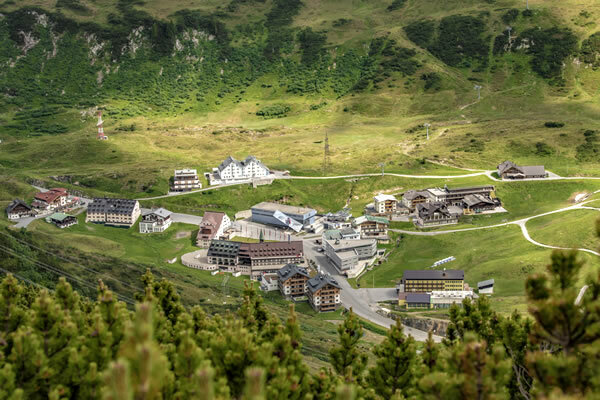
(32, 188, 68, 210)
(44, 213, 77, 228)
(478, 279, 495, 294)
(414, 202, 461, 228)
(463, 194, 498, 214)
(171, 169, 201, 192)
(373, 194, 398, 214)
(196, 211, 231, 247)
(324, 209, 352, 230)
(277, 264, 310, 297)
(430, 291, 475, 309)
(306, 274, 341, 312)
(259, 276, 279, 292)
(324, 238, 377, 273)
(401, 270, 465, 293)
(497, 161, 546, 179)
(208, 156, 270, 185)
(6, 199, 33, 220)
(139, 208, 172, 233)
(251, 202, 317, 232)
(86, 198, 141, 228)
(207, 239, 304, 278)
(406, 293, 431, 309)
(353, 215, 389, 242)
(322, 228, 361, 242)
(426, 185, 495, 206)
(402, 190, 432, 210)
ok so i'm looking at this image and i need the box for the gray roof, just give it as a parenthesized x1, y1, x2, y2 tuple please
(478, 279, 495, 288)
(463, 194, 495, 207)
(6, 199, 31, 213)
(207, 239, 241, 258)
(340, 227, 358, 236)
(497, 161, 519, 174)
(306, 274, 341, 293)
(403, 190, 431, 201)
(403, 270, 464, 281)
(277, 264, 310, 282)
(406, 293, 431, 304)
(142, 207, 172, 218)
(325, 209, 352, 221)
(88, 198, 138, 215)
(416, 202, 452, 218)
(252, 202, 316, 216)
(217, 155, 268, 173)
(521, 165, 546, 176)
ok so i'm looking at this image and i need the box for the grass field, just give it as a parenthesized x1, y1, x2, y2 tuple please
(527, 209, 600, 252)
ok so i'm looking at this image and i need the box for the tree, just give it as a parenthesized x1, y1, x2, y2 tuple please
(329, 309, 367, 383)
(525, 250, 600, 397)
(367, 319, 419, 398)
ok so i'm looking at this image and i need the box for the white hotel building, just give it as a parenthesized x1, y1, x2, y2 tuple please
(207, 156, 271, 185)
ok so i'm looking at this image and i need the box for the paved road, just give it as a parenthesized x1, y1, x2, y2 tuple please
(303, 240, 441, 342)
(391, 198, 600, 256)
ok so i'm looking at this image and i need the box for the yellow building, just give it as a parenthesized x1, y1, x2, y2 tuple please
(401, 270, 464, 293)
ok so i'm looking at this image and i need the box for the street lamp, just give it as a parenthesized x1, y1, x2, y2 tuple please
(424, 123, 431, 140)
(378, 162, 385, 176)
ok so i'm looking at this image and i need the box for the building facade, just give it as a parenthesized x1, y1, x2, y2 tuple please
(208, 156, 270, 185)
(251, 202, 317, 232)
(430, 290, 475, 309)
(401, 270, 465, 293)
(6, 199, 33, 220)
(277, 264, 310, 297)
(478, 279, 495, 294)
(373, 194, 398, 214)
(414, 202, 461, 228)
(207, 239, 304, 278)
(45, 213, 77, 229)
(139, 208, 172, 233)
(86, 198, 141, 228)
(306, 274, 341, 312)
(32, 188, 68, 210)
(172, 169, 201, 192)
(324, 238, 377, 273)
(463, 194, 498, 214)
(426, 185, 495, 206)
(196, 211, 231, 247)
(353, 215, 389, 242)
(402, 190, 432, 210)
(497, 161, 546, 179)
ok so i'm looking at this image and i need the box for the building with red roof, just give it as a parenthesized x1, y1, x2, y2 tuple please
(32, 188, 68, 210)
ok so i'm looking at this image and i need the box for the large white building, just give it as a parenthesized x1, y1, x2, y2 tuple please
(324, 238, 377, 275)
(373, 194, 398, 214)
(207, 156, 270, 185)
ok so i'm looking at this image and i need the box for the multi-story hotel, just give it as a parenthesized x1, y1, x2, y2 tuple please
(171, 169, 201, 192)
(86, 198, 141, 228)
(139, 208, 172, 233)
(306, 274, 341, 312)
(400, 270, 465, 293)
(277, 264, 310, 298)
(208, 156, 270, 185)
(207, 239, 304, 278)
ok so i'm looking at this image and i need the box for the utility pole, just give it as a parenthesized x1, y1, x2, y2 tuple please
(506, 26, 512, 42)
(474, 85, 482, 101)
(378, 162, 385, 176)
(526, 0, 529, 10)
(424, 123, 431, 140)
(322, 132, 331, 176)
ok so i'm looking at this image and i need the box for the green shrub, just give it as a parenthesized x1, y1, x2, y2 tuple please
(428, 15, 489, 69)
(501, 9, 519, 24)
(576, 130, 600, 161)
(256, 104, 291, 118)
(581, 32, 600, 66)
(421, 72, 442, 91)
(517, 28, 577, 80)
(387, 0, 407, 12)
(297, 28, 327, 65)
(404, 20, 435, 48)
(535, 141, 554, 156)
(544, 122, 565, 128)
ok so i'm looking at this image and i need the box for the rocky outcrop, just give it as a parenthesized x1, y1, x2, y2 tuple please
(400, 317, 449, 337)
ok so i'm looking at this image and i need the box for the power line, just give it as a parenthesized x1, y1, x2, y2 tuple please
(0, 231, 143, 292)
(0, 265, 48, 290)
(0, 245, 136, 305)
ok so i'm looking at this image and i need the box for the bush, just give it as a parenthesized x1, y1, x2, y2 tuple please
(576, 130, 600, 161)
(428, 15, 490, 69)
(535, 141, 554, 156)
(581, 32, 600, 66)
(256, 104, 291, 118)
(404, 20, 435, 48)
(297, 28, 327, 65)
(501, 9, 519, 24)
(517, 28, 577, 80)
(387, 0, 406, 12)
(544, 122, 565, 128)
(421, 72, 442, 91)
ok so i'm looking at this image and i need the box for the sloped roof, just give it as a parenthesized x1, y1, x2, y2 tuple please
(47, 212, 73, 222)
(497, 160, 520, 174)
(217, 155, 269, 172)
(239, 241, 304, 258)
(406, 293, 431, 304)
(201, 211, 226, 228)
(521, 165, 546, 176)
(207, 239, 241, 257)
(403, 190, 431, 201)
(354, 215, 389, 225)
(277, 264, 310, 282)
(88, 198, 138, 215)
(35, 188, 67, 204)
(6, 199, 31, 213)
(416, 202, 451, 218)
(478, 279, 495, 288)
(463, 194, 495, 207)
(374, 193, 397, 202)
(143, 208, 172, 218)
(306, 274, 341, 293)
